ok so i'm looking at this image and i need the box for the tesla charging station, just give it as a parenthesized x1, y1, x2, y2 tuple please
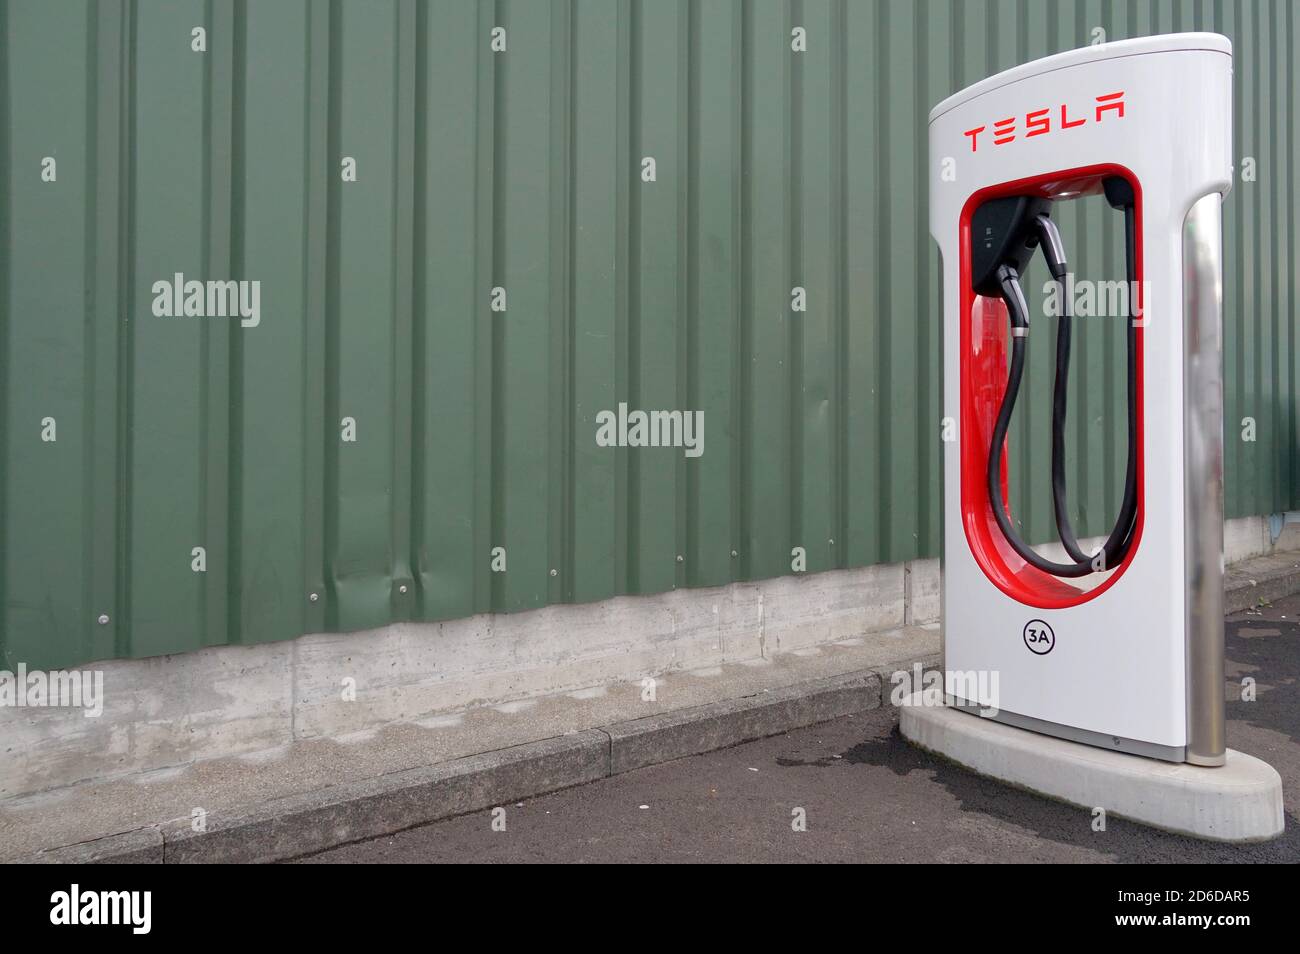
(911, 34, 1284, 840)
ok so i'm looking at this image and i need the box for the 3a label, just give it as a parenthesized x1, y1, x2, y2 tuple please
(1023, 619, 1055, 655)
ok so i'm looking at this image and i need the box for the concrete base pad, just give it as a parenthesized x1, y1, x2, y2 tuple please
(900, 695, 1284, 843)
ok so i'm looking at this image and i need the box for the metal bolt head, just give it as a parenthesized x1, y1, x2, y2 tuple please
(549, 568, 557, 577)
(398, 584, 408, 594)
(676, 554, 684, 563)
(731, 550, 738, 558)
(309, 592, 319, 603)
(97, 614, 110, 626)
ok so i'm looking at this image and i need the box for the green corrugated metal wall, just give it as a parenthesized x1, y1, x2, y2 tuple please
(1, 0, 1296, 671)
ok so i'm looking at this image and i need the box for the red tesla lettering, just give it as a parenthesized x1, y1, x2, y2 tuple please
(1060, 102, 1085, 129)
(961, 91, 1128, 151)
(1095, 90, 1125, 120)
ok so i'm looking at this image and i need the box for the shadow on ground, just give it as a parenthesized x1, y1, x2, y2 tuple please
(776, 726, 1298, 862)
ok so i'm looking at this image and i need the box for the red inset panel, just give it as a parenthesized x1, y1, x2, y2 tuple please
(958, 164, 1145, 609)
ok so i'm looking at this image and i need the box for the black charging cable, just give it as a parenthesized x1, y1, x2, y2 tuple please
(981, 181, 1139, 578)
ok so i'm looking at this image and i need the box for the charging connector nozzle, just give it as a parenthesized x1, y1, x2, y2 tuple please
(995, 264, 1030, 333)
(1033, 214, 1068, 281)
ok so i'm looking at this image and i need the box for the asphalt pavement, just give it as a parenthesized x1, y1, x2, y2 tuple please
(299, 595, 1300, 863)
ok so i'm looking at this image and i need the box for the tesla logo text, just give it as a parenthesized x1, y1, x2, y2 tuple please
(963, 92, 1124, 152)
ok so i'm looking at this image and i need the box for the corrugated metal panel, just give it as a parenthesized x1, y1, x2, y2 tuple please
(1, 0, 1296, 671)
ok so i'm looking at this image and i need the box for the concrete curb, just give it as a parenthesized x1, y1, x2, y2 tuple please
(161, 730, 610, 863)
(1224, 552, 1300, 614)
(29, 827, 165, 865)
(23, 656, 937, 864)
(606, 670, 883, 775)
(15, 560, 1295, 864)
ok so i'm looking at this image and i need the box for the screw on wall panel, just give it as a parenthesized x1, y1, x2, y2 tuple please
(829, 539, 835, 545)
(309, 592, 319, 603)
(398, 584, 408, 594)
(97, 614, 110, 626)
(731, 550, 738, 558)
(549, 568, 557, 577)
(676, 554, 683, 563)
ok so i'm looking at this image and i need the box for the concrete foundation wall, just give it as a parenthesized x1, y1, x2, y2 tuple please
(2, 515, 1297, 799)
